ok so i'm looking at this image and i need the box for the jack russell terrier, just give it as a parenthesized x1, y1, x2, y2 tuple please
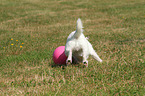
(65, 18, 102, 67)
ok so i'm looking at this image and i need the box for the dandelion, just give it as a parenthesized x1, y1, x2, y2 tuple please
(22, 43, 24, 44)
(20, 46, 22, 48)
(11, 44, 14, 46)
(3, 47, 5, 49)
(11, 38, 13, 40)
(16, 40, 18, 41)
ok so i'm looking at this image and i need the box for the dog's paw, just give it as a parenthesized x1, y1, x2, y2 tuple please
(66, 60, 71, 66)
(99, 59, 103, 63)
(83, 62, 88, 67)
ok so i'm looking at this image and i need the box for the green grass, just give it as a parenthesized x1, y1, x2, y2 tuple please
(0, 0, 145, 95)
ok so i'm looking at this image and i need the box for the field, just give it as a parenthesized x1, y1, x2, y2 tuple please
(0, 0, 145, 95)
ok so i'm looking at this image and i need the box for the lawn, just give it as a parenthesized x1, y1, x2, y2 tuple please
(0, 0, 145, 95)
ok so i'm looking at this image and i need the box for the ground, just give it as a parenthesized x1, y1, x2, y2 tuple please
(0, 0, 145, 95)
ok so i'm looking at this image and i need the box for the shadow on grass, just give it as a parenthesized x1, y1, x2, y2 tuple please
(50, 61, 85, 69)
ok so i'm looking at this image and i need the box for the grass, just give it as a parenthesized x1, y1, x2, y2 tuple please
(0, 0, 145, 95)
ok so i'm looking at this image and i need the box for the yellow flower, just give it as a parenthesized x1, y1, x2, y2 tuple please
(16, 40, 18, 41)
(22, 43, 24, 44)
(11, 38, 13, 40)
(11, 44, 14, 46)
(3, 47, 5, 49)
(20, 46, 22, 48)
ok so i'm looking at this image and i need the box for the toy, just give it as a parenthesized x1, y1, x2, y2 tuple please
(53, 46, 67, 65)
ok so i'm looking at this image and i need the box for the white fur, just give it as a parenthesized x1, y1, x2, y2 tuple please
(65, 18, 102, 67)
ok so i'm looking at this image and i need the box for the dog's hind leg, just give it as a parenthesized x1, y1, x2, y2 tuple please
(66, 50, 72, 65)
(83, 60, 88, 67)
(82, 51, 89, 67)
(91, 49, 103, 63)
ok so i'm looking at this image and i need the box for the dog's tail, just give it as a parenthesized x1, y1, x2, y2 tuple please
(74, 18, 83, 39)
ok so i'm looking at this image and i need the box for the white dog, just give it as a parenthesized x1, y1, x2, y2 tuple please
(65, 18, 102, 67)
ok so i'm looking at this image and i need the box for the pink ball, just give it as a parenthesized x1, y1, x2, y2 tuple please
(53, 46, 67, 65)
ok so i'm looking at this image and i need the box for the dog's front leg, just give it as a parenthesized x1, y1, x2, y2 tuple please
(66, 50, 72, 65)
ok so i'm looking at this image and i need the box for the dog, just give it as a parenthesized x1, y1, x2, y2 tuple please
(65, 18, 102, 67)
